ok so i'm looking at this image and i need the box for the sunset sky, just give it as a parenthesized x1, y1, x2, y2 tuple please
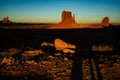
(0, 0, 120, 23)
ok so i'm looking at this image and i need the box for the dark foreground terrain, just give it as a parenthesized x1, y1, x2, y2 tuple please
(0, 25, 120, 80)
(0, 25, 120, 51)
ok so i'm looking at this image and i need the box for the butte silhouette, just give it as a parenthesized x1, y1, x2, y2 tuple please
(100, 17, 110, 27)
(49, 11, 110, 29)
(50, 11, 79, 29)
(0, 17, 13, 24)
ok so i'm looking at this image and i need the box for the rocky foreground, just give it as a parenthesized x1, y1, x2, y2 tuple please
(0, 48, 120, 80)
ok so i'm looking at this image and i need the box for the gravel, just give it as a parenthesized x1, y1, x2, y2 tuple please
(0, 48, 120, 80)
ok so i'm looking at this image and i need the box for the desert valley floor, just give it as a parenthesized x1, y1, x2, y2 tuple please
(0, 24, 120, 80)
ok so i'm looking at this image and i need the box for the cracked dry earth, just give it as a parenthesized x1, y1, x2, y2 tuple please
(0, 48, 120, 80)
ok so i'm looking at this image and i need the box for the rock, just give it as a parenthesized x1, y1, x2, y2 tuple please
(41, 42, 54, 46)
(101, 69, 106, 75)
(1, 57, 14, 65)
(61, 11, 75, 23)
(41, 61, 50, 64)
(64, 77, 70, 80)
(50, 11, 111, 29)
(24, 50, 42, 55)
(22, 50, 43, 59)
(54, 77, 63, 80)
(55, 53, 61, 56)
(92, 45, 113, 51)
(101, 17, 110, 27)
(3, 17, 9, 23)
(63, 49, 75, 54)
(25, 60, 37, 65)
(54, 38, 76, 51)
(53, 75, 57, 78)
(54, 39, 69, 50)
(54, 38, 76, 54)
(50, 11, 79, 29)
(64, 57, 69, 61)
(98, 64, 104, 68)
(0, 16, 13, 24)
(113, 63, 120, 68)
(85, 75, 91, 80)
(48, 55, 55, 59)
(66, 70, 71, 75)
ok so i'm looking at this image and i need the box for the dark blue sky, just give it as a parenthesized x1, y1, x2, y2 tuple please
(0, 0, 120, 23)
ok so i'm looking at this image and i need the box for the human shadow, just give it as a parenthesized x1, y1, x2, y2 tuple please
(71, 51, 103, 80)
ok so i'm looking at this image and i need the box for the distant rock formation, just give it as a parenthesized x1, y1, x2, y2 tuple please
(50, 11, 79, 29)
(61, 11, 75, 24)
(0, 17, 12, 24)
(101, 17, 110, 27)
(3, 17, 10, 23)
(49, 11, 111, 29)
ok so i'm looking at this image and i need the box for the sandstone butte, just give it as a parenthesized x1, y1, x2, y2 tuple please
(3, 17, 11, 23)
(49, 11, 110, 29)
(0, 16, 12, 24)
(100, 17, 110, 27)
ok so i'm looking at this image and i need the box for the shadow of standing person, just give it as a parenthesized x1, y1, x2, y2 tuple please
(71, 51, 83, 80)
